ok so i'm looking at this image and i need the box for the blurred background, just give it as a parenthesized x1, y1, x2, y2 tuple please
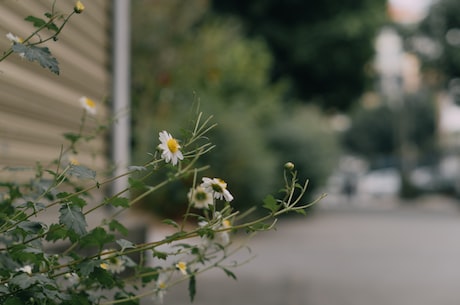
(130, 0, 460, 215)
(129, 0, 460, 303)
(4, 0, 460, 304)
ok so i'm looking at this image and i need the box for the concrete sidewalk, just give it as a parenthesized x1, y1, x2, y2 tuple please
(160, 195, 460, 305)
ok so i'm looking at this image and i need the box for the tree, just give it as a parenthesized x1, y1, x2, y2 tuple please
(414, 0, 460, 96)
(211, 0, 388, 110)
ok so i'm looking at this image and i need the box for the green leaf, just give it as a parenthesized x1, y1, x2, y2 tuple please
(63, 132, 81, 144)
(114, 291, 139, 305)
(152, 250, 168, 260)
(17, 220, 43, 235)
(68, 164, 96, 180)
(46, 223, 68, 242)
(128, 177, 145, 190)
(116, 238, 135, 252)
(162, 218, 179, 228)
(109, 197, 129, 208)
(262, 195, 281, 213)
(188, 275, 196, 302)
(24, 15, 46, 28)
(59, 203, 87, 236)
(108, 219, 129, 236)
(12, 43, 59, 74)
(90, 267, 116, 289)
(221, 267, 237, 280)
(4, 297, 22, 305)
(78, 259, 100, 277)
(25, 15, 59, 32)
(80, 227, 114, 249)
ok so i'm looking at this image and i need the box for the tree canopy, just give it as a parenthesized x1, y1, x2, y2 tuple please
(211, 0, 388, 110)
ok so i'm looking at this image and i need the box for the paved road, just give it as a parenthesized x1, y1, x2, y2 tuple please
(161, 195, 460, 305)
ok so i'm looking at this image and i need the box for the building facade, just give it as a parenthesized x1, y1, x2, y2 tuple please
(0, 0, 110, 179)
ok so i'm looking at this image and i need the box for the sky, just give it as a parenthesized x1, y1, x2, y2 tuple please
(388, 0, 432, 23)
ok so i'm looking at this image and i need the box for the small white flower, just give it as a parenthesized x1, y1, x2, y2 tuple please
(188, 185, 214, 209)
(6, 32, 23, 43)
(200, 177, 234, 202)
(157, 131, 184, 166)
(153, 274, 168, 304)
(79, 96, 97, 115)
(100, 249, 126, 274)
(64, 272, 80, 286)
(198, 215, 231, 246)
(16, 265, 32, 275)
(175, 261, 188, 275)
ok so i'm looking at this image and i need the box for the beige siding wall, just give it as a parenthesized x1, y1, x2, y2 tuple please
(0, 0, 110, 179)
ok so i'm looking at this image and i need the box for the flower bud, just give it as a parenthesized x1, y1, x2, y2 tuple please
(284, 162, 295, 171)
(74, 1, 85, 14)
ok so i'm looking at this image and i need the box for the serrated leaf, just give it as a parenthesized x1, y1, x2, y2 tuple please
(46, 223, 68, 242)
(59, 203, 87, 236)
(188, 275, 196, 302)
(108, 219, 128, 236)
(24, 15, 46, 28)
(116, 238, 135, 252)
(68, 164, 96, 180)
(109, 197, 129, 208)
(10, 273, 51, 290)
(80, 227, 114, 249)
(262, 195, 281, 213)
(12, 43, 59, 74)
(78, 259, 100, 277)
(152, 250, 168, 260)
(17, 221, 43, 234)
(162, 218, 179, 228)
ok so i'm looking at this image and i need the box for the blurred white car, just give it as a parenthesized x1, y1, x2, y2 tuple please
(357, 168, 401, 196)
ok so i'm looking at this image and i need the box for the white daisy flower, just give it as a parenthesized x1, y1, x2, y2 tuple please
(175, 261, 188, 275)
(16, 265, 32, 275)
(157, 131, 184, 166)
(100, 249, 126, 274)
(79, 96, 97, 115)
(188, 185, 214, 209)
(198, 215, 231, 246)
(153, 274, 168, 304)
(6, 32, 23, 43)
(200, 177, 234, 202)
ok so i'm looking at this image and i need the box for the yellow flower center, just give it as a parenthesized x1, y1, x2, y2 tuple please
(100, 263, 108, 270)
(85, 98, 95, 109)
(167, 138, 180, 153)
(176, 261, 187, 273)
(159, 282, 167, 289)
(211, 183, 224, 193)
(222, 220, 231, 228)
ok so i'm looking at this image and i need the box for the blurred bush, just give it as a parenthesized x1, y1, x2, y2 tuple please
(131, 1, 339, 218)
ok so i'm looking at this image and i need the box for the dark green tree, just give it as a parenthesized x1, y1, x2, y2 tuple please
(211, 0, 388, 110)
(409, 0, 460, 104)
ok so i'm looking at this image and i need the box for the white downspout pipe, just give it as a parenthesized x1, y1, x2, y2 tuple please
(112, 0, 131, 195)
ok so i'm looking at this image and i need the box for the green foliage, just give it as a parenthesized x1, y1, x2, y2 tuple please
(343, 92, 437, 166)
(12, 44, 60, 74)
(417, 0, 460, 88)
(211, 0, 388, 110)
(131, 1, 337, 218)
